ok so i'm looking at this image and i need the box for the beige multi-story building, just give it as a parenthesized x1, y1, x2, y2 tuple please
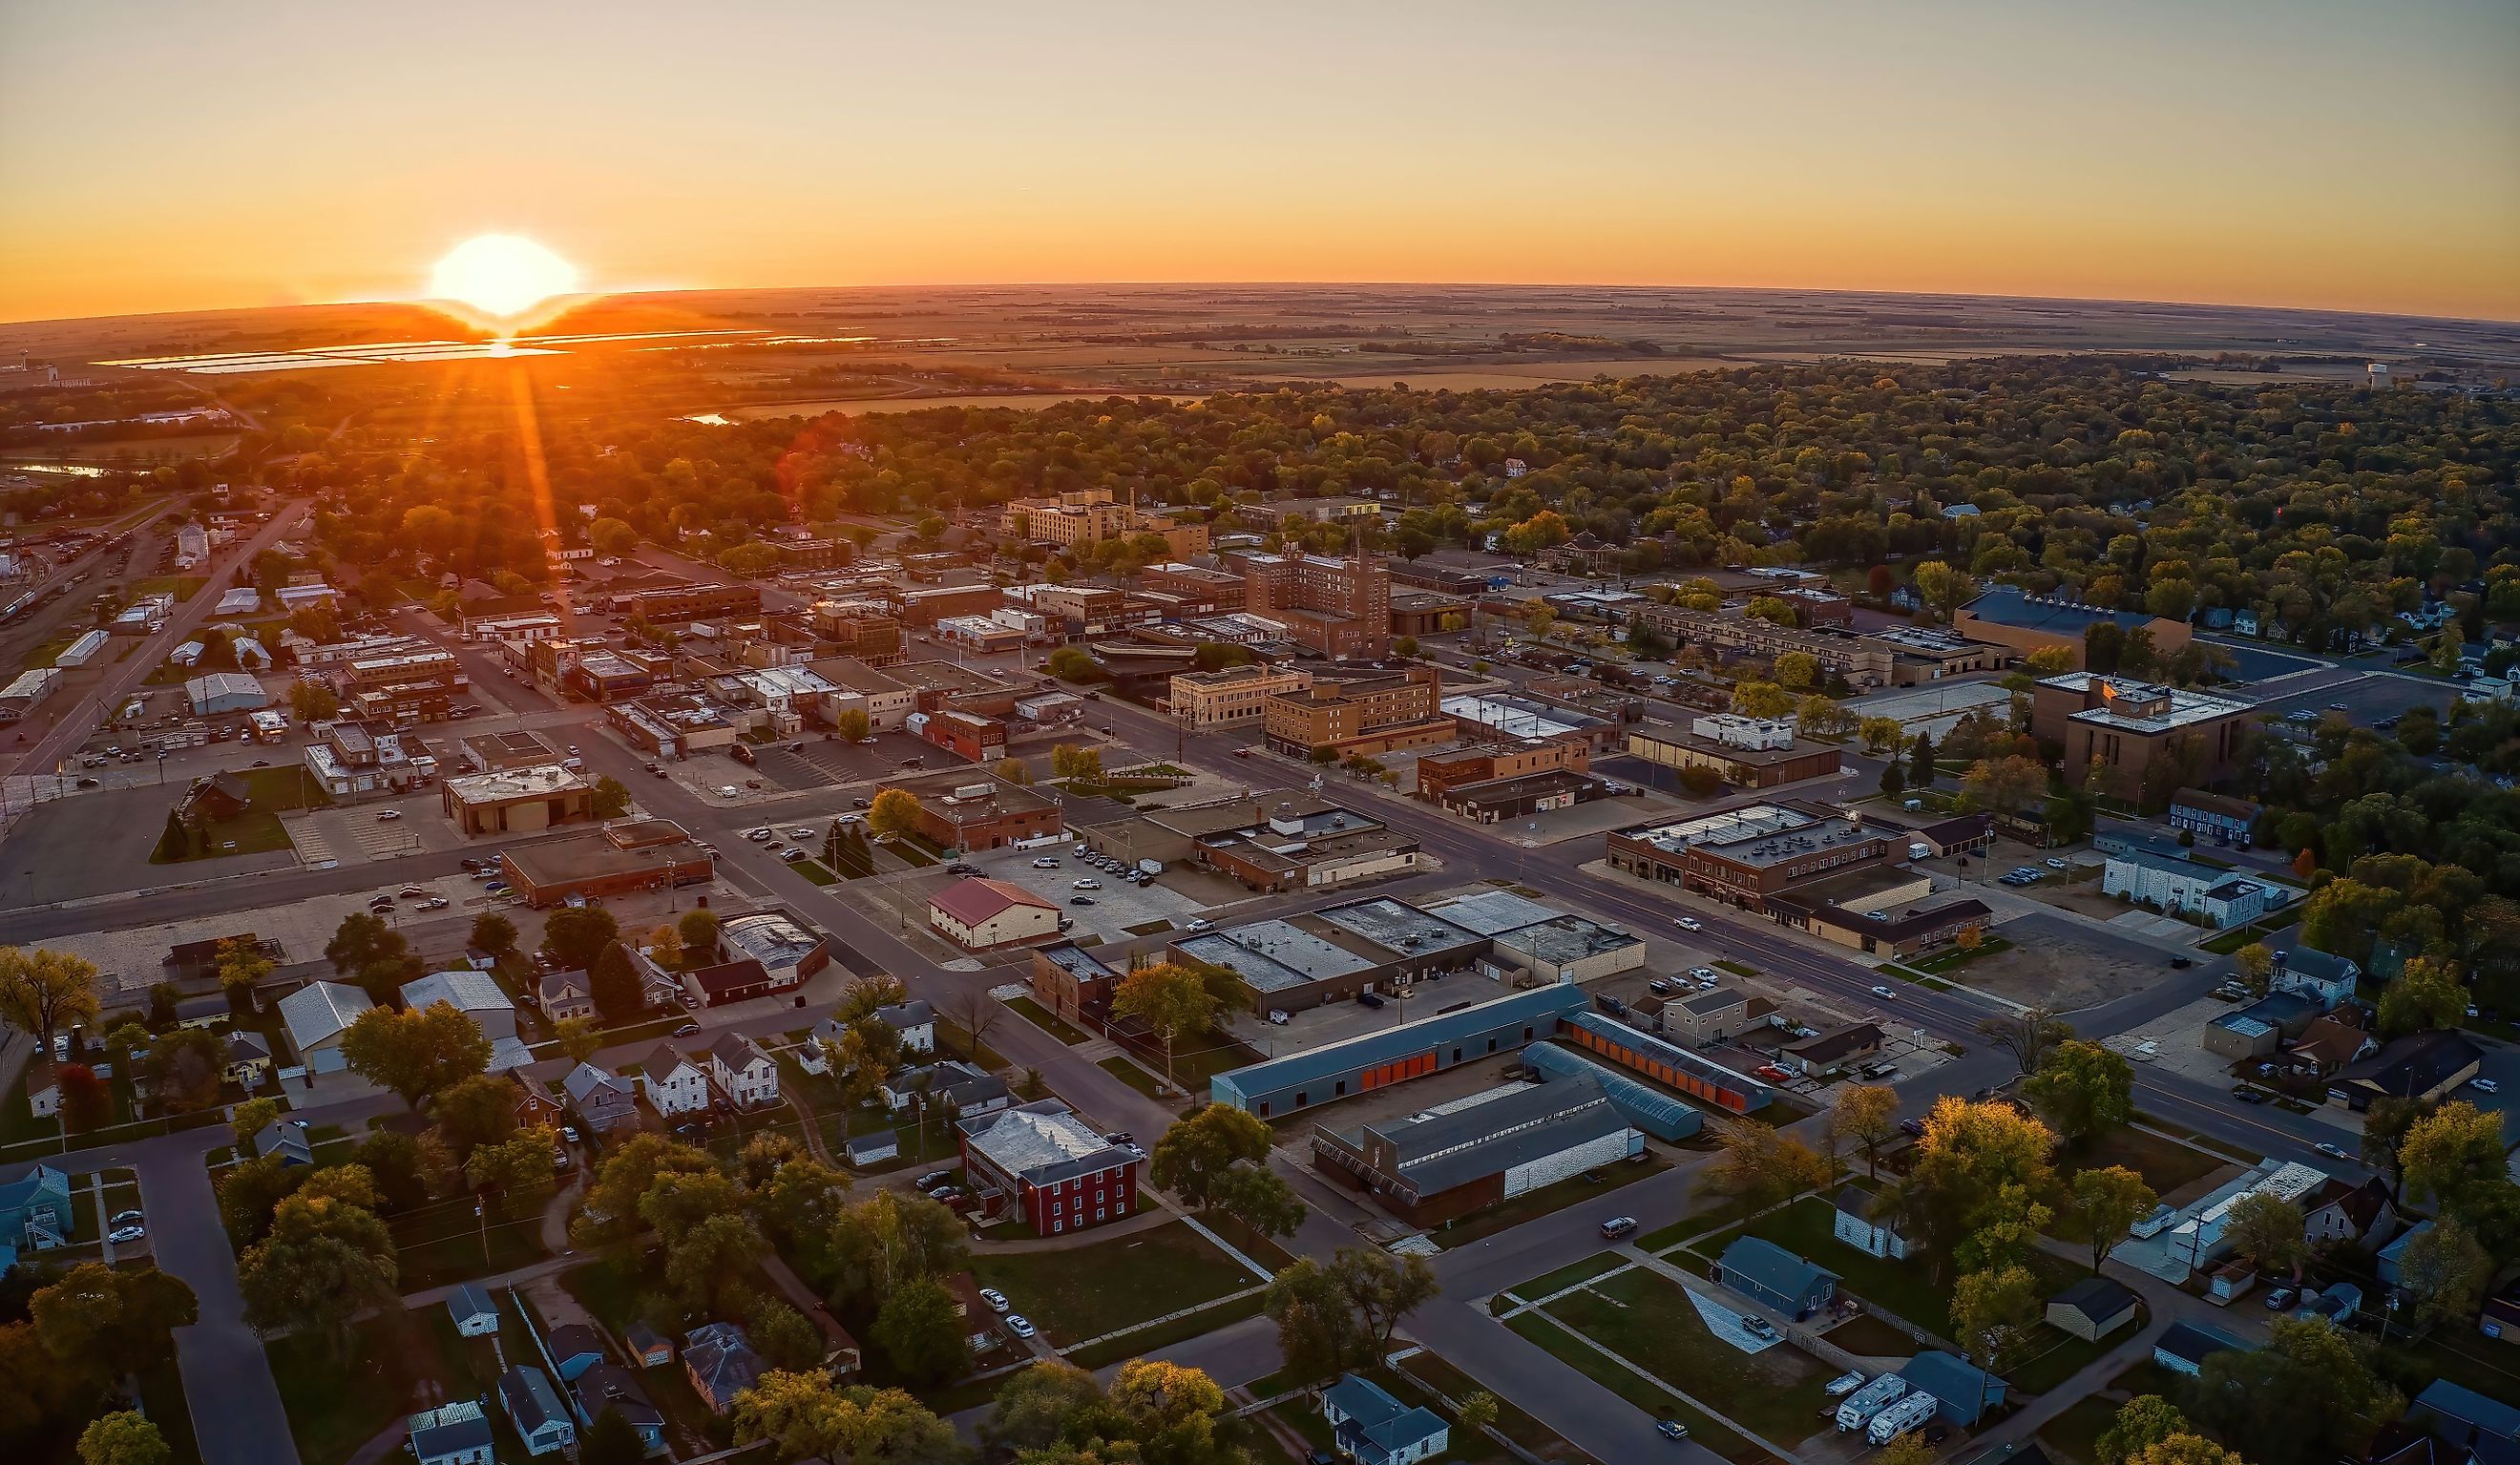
(1243, 552, 1392, 659)
(1262, 666, 1450, 757)
(1005, 489, 1208, 558)
(1167, 664, 1313, 730)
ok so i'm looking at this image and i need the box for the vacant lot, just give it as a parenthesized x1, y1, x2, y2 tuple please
(969, 1219, 1257, 1346)
(1544, 1266, 1832, 1448)
(1961, 911, 2174, 1011)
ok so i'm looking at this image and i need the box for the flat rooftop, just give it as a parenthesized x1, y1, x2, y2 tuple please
(505, 828, 704, 887)
(887, 768, 1060, 818)
(1178, 920, 1377, 993)
(1495, 913, 1644, 965)
(447, 764, 587, 804)
(1310, 898, 1483, 958)
(1630, 723, 1829, 766)
(1420, 889, 1560, 936)
(1440, 692, 1600, 741)
(2042, 672, 2252, 734)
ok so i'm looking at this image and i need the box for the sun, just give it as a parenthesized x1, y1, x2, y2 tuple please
(428, 234, 579, 324)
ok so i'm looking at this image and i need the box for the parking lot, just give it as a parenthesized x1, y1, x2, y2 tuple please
(961, 841, 1212, 943)
(2231, 666, 2458, 728)
(752, 729, 949, 790)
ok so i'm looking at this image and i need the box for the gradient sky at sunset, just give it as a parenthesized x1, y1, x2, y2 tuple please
(4, 0, 2515, 324)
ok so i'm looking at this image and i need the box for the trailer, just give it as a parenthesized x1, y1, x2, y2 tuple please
(1867, 1392, 1941, 1446)
(1835, 1374, 1908, 1433)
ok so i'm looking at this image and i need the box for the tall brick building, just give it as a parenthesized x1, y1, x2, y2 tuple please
(1244, 553, 1391, 659)
(1262, 666, 1449, 757)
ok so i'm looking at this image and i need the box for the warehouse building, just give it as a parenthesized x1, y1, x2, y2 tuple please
(1626, 714, 1842, 789)
(444, 764, 595, 837)
(1558, 1011, 1774, 1113)
(1484, 913, 1647, 985)
(1173, 898, 1485, 1015)
(497, 820, 714, 908)
(1605, 801, 1899, 915)
(1520, 1041, 1703, 1142)
(1312, 1073, 1644, 1225)
(0, 666, 63, 722)
(1210, 984, 1589, 1121)
(185, 671, 268, 717)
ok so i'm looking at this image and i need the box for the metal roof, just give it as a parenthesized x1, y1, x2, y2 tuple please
(959, 1099, 1131, 1184)
(1521, 1041, 1703, 1142)
(1212, 984, 1587, 1105)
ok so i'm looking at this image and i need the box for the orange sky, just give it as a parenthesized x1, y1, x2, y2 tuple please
(3, 1, 2515, 324)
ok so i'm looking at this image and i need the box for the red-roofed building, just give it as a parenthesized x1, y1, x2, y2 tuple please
(928, 877, 1061, 950)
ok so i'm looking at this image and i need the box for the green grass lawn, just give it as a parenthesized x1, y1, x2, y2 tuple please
(388, 1196, 549, 1291)
(1061, 1289, 1269, 1369)
(136, 1355, 200, 1465)
(1005, 994, 1090, 1045)
(2066, 1126, 2232, 1201)
(2006, 1308, 2144, 1394)
(1544, 1267, 1833, 1448)
(1639, 1197, 1755, 1254)
(1504, 1310, 1757, 1462)
(2040, 1392, 2123, 1465)
(129, 576, 207, 602)
(240, 764, 332, 808)
(1097, 1054, 1166, 1099)
(1435, 1154, 1670, 1249)
(1713, 960, 1760, 978)
(149, 809, 293, 864)
(1395, 1350, 1596, 1465)
(1512, 1251, 1628, 1301)
(267, 1308, 510, 1465)
(790, 858, 839, 886)
(1821, 1311, 1915, 1356)
(1909, 935, 2014, 974)
(969, 1220, 1254, 1347)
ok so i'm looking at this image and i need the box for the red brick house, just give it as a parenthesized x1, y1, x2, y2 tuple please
(957, 1099, 1141, 1236)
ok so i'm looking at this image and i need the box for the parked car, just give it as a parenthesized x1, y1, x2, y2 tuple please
(1898, 1118, 1927, 1138)
(1689, 966, 1719, 984)
(375, 809, 402, 821)
(1006, 1315, 1037, 1339)
(916, 1171, 956, 1190)
(1033, 857, 1060, 869)
(109, 1209, 144, 1228)
(978, 1287, 1010, 1313)
(107, 1224, 145, 1245)
(1186, 918, 1213, 932)
(1648, 978, 1675, 995)
(1356, 991, 1386, 1009)
(1657, 1419, 1690, 1441)
(2265, 1287, 2297, 1310)
(673, 1022, 701, 1037)
(2231, 1085, 2267, 1104)
(1599, 1216, 1638, 1241)
(1073, 878, 1101, 889)
(2471, 1078, 2502, 1095)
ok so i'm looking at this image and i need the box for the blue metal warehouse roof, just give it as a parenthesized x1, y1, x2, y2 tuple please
(1211, 984, 1586, 1113)
(1521, 1040, 1703, 1142)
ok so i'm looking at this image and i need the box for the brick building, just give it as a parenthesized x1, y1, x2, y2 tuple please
(1625, 714, 1843, 789)
(1243, 552, 1392, 659)
(1606, 802, 1898, 914)
(444, 764, 595, 838)
(1167, 663, 1312, 730)
(958, 1100, 1142, 1236)
(1139, 561, 1245, 612)
(1262, 665, 1449, 757)
(614, 582, 763, 623)
(1414, 740, 1591, 802)
(2029, 673, 2256, 803)
(498, 819, 714, 907)
(1029, 942, 1122, 1026)
(886, 770, 1063, 851)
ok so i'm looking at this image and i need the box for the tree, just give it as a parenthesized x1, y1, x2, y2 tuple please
(287, 679, 339, 722)
(678, 908, 720, 952)
(351, 1128, 433, 1214)
(872, 1275, 968, 1385)
(1831, 1084, 1900, 1179)
(1264, 1257, 1366, 1383)
(229, 1096, 283, 1153)
(2097, 1397, 2194, 1465)
(1331, 1245, 1438, 1358)
(939, 986, 1000, 1055)
(215, 1152, 304, 1245)
(2191, 1317, 2400, 1465)
(730, 1373, 960, 1464)
(591, 775, 633, 819)
(1211, 1166, 1307, 1239)
(555, 1015, 604, 1063)
(665, 1212, 765, 1310)
(867, 787, 921, 843)
(2399, 1217, 2493, 1330)
(833, 706, 872, 743)
(2069, 1165, 2157, 1273)
(470, 912, 518, 957)
(579, 1408, 646, 1465)
(1150, 1104, 1274, 1210)
(1880, 761, 1906, 799)
(1961, 755, 2048, 818)
(2399, 1100, 2509, 1213)
(155, 806, 191, 861)
(466, 1127, 559, 1221)
(1703, 1116, 1831, 1210)
(589, 517, 639, 556)
(1978, 1005, 2072, 1076)
(2235, 942, 2276, 996)
(1457, 1392, 1499, 1438)
(1773, 652, 1820, 690)
(77, 1413, 172, 1465)
(1859, 716, 1905, 755)
(1951, 1264, 2043, 1371)
(983, 1361, 1108, 1456)
(541, 906, 621, 970)
(570, 1134, 717, 1250)
(1731, 680, 1795, 718)
(0, 947, 101, 1054)
(2022, 1040, 2134, 1144)
(746, 1297, 825, 1373)
(1907, 731, 1937, 787)
(1046, 646, 1098, 682)
(1882, 1097, 2057, 1280)
(55, 1065, 111, 1130)
(430, 1072, 521, 1160)
(1877, 1434, 1938, 1465)
(1911, 561, 1968, 620)
(340, 1001, 493, 1108)
(144, 1028, 226, 1113)
(647, 924, 686, 973)
(324, 911, 402, 975)
(32, 1263, 197, 1390)
(214, 936, 276, 1006)
(1112, 963, 1218, 1094)
(824, 1191, 969, 1310)
(237, 1193, 400, 1360)
(590, 941, 644, 1022)
(2221, 1191, 2308, 1280)
(2378, 955, 2468, 1036)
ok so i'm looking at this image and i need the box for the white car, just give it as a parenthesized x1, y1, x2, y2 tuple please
(1073, 878, 1101, 889)
(2470, 1078, 2502, 1095)
(2044, 856, 2068, 869)
(1033, 857, 1060, 869)
(1006, 1314, 1037, 1339)
(717, 785, 742, 798)
(977, 1287, 1011, 1313)
(788, 827, 815, 840)
(108, 1224, 145, 1245)
(375, 809, 402, 821)
(1871, 985, 1898, 999)
(746, 828, 774, 843)
(1689, 967, 1719, 984)
(1186, 918, 1213, 932)
(2315, 1141, 2350, 1161)
(1675, 916, 1703, 931)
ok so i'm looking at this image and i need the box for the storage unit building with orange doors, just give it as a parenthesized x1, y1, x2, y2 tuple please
(1208, 984, 1586, 1122)
(1558, 1011, 1774, 1113)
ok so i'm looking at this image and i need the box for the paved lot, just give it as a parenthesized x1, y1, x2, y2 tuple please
(1961, 909, 2189, 1014)
(1840, 678, 2015, 740)
(755, 728, 942, 789)
(2230, 666, 2458, 727)
(964, 843, 1208, 942)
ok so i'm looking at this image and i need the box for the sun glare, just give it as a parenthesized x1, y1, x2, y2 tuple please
(428, 234, 579, 325)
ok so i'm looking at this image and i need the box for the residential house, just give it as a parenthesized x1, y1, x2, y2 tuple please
(446, 1283, 500, 1337)
(625, 1322, 675, 1368)
(1321, 1373, 1450, 1465)
(536, 969, 596, 1023)
(222, 1031, 273, 1088)
(277, 979, 374, 1076)
(1784, 1022, 1883, 1078)
(2047, 1278, 2139, 1341)
(2292, 1281, 2364, 1325)
(511, 1072, 568, 1130)
(2410, 1381, 2520, 1455)
(640, 1044, 711, 1117)
(1712, 1236, 1839, 1321)
(706, 1034, 780, 1109)
(543, 1324, 608, 1382)
(256, 1120, 314, 1166)
(2271, 946, 2361, 1010)
(2478, 1279, 2520, 1346)
(560, 1062, 640, 1135)
(570, 1362, 665, 1455)
(2304, 1177, 2398, 1249)
(872, 999, 936, 1055)
(1831, 1186, 1909, 1260)
(2285, 1016, 2379, 1078)
(1902, 1351, 2007, 1427)
(2329, 1031, 2484, 1110)
(497, 1366, 576, 1456)
(406, 1401, 494, 1465)
(402, 970, 519, 1042)
(0, 1164, 73, 1269)
(24, 1059, 58, 1120)
(2152, 1322, 2247, 1377)
(1665, 987, 1755, 1043)
(2379, 1221, 2435, 1287)
(682, 1322, 767, 1415)
(878, 1060, 1011, 1119)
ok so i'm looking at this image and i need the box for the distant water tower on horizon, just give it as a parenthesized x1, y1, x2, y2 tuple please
(2368, 362, 2396, 390)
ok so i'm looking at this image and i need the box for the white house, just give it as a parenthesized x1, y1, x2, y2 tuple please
(872, 999, 937, 1056)
(446, 1283, 500, 1338)
(496, 1366, 576, 1457)
(2270, 946, 2360, 1010)
(1831, 1185, 1910, 1260)
(640, 1044, 711, 1116)
(406, 1401, 494, 1465)
(2101, 848, 2269, 930)
(25, 1059, 58, 1120)
(707, 1034, 780, 1109)
(278, 980, 374, 1075)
